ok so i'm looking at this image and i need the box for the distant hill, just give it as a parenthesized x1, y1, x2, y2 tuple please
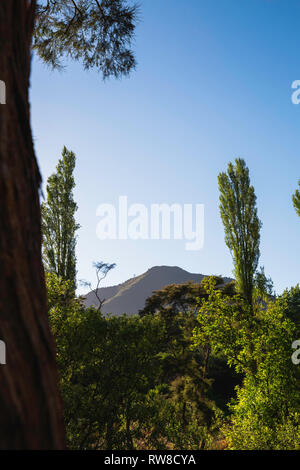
(83, 265, 233, 316)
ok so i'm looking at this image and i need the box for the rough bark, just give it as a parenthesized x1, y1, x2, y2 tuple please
(0, 0, 65, 449)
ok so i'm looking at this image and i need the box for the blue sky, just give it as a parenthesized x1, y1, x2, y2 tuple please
(30, 0, 300, 295)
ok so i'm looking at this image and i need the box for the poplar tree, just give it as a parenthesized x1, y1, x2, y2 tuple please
(41, 147, 80, 287)
(218, 159, 261, 306)
(292, 180, 300, 217)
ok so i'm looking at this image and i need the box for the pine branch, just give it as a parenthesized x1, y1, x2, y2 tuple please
(71, 0, 82, 16)
(94, 0, 103, 14)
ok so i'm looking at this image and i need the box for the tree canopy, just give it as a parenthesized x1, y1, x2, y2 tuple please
(34, 0, 139, 79)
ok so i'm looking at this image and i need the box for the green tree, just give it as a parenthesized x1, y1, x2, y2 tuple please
(47, 272, 164, 449)
(143, 381, 220, 450)
(138, 278, 240, 449)
(192, 277, 300, 450)
(218, 158, 261, 307)
(292, 180, 300, 217)
(140, 278, 240, 406)
(253, 266, 274, 303)
(34, 0, 138, 79)
(224, 297, 300, 450)
(140, 277, 235, 318)
(279, 284, 300, 335)
(41, 146, 80, 286)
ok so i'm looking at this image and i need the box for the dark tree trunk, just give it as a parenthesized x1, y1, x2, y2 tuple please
(0, 1, 65, 449)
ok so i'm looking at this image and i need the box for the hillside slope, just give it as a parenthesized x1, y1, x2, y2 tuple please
(83, 265, 232, 316)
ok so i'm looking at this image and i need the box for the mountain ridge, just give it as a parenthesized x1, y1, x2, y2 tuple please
(83, 265, 233, 316)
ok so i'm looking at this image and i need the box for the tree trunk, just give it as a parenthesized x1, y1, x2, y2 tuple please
(0, 1, 65, 449)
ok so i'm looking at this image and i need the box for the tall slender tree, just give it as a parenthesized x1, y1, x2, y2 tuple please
(292, 180, 300, 217)
(0, 0, 138, 449)
(218, 158, 261, 307)
(41, 147, 80, 287)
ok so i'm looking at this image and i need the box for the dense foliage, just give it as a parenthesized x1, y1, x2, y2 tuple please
(47, 273, 300, 450)
(44, 154, 299, 450)
(192, 277, 300, 449)
(47, 274, 240, 449)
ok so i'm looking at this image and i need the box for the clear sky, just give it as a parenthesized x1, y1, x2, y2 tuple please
(30, 0, 300, 295)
